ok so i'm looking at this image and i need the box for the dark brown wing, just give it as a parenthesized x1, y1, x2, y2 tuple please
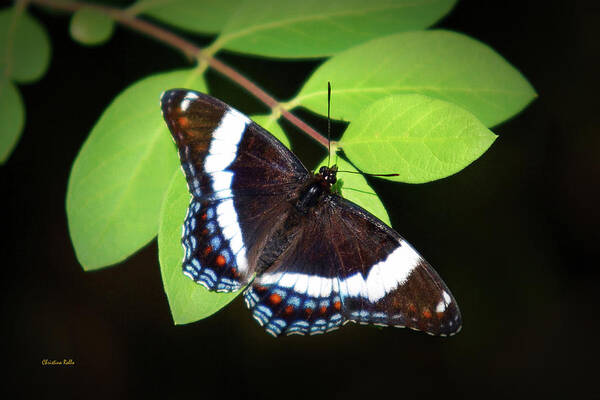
(161, 90, 309, 291)
(330, 196, 462, 336)
(243, 193, 462, 336)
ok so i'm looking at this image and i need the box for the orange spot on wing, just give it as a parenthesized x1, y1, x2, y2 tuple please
(305, 307, 313, 316)
(423, 309, 432, 319)
(408, 303, 417, 313)
(284, 305, 294, 315)
(334, 301, 341, 311)
(203, 246, 212, 256)
(201, 213, 207, 221)
(215, 255, 226, 267)
(201, 228, 209, 236)
(269, 293, 282, 305)
(436, 311, 445, 319)
(177, 116, 190, 127)
(319, 305, 327, 314)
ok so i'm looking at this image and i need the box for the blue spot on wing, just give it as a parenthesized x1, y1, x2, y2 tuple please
(181, 199, 245, 292)
(243, 275, 345, 337)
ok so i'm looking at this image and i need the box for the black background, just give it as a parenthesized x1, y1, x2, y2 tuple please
(3, 1, 600, 398)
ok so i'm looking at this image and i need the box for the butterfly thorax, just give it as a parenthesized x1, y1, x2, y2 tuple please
(255, 166, 338, 273)
(294, 165, 338, 215)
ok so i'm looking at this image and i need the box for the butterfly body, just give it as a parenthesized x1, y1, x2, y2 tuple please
(161, 89, 462, 337)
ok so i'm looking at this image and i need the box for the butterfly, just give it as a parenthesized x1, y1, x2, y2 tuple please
(160, 89, 462, 337)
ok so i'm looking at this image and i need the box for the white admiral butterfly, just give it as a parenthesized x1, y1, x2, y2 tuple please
(161, 89, 462, 337)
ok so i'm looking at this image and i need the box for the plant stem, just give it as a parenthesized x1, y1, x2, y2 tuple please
(29, 0, 330, 149)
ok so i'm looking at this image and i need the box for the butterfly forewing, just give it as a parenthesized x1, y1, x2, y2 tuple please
(161, 89, 462, 337)
(161, 90, 308, 291)
(330, 196, 461, 336)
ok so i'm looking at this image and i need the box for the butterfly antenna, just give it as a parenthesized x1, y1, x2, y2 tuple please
(327, 82, 332, 167)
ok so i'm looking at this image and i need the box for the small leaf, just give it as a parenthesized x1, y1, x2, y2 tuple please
(158, 170, 241, 325)
(0, 77, 24, 164)
(0, 8, 51, 83)
(250, 114, 290, 149)
(296, 30, 536, 127)
(66, 69, 206, 270)
(214, 0, 457, 58)
(133, 0, 242, 34)
(340, 94, 497, 183)
(317, 157, 391, 226)
(69, 7, 115, 46)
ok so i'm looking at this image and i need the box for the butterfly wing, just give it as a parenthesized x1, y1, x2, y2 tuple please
(161, 89, 310, 291)
(162, 89, 461, 337)
(244, 194, 462, 336)
(243, 201, 347, 336)
(331, 196, 462, 336)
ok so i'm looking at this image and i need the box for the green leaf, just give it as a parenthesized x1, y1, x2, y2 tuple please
(69, 7, 115, 46)
(318, 156, 391, 226)
(0, 77, 24, 164)
(158, 170, 241, 325)
(132, 0, 242, 34)
(249, 114, 290, 149)
(214, 0, 457, 58)
(0, 8, 51, 83)
(340, 94, 497, 183)
(296, 30, 537, 127)
(66, 69, 206, 271)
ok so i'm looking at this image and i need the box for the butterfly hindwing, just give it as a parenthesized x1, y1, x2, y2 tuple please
(243, 204, 346, 336)
(181, 197, 246, 291)
(244, 276, 344, 336)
